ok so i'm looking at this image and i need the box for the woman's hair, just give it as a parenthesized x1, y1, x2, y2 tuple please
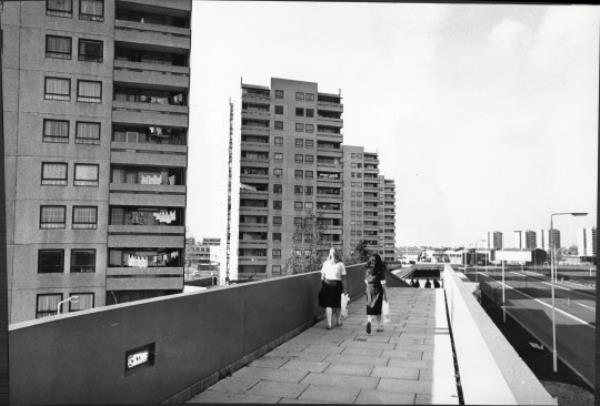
(328, 247, 342, 264)
(371, 253, 386, 275)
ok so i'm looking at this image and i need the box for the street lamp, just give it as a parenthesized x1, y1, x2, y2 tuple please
(549, 211, 587, 373)
(56, 295, 79, 315)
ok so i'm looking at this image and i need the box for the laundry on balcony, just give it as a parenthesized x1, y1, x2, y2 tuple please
(140, 173, 162, 185)
(126, 254, 148, 268)
(240, 183, 258, 191)
(153, 210, 177, 224)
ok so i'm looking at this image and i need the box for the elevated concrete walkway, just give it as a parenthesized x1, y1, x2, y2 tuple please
(190, 287, 459, 404)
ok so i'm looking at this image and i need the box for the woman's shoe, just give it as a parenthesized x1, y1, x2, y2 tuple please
(366, 321, 371, 334)
(376, 327, 384, 332)
(326, 324, 332, 330)
(336, 318, 343, 327)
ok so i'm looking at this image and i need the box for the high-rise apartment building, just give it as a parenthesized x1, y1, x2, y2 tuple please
(578, 227, 596, 258)
(239, 78, 343, 278)
(2, 0, 191, 322)
(379, 176, 396, 263)
(487, 231, 503, 250)
(524, 230, 537, 249)
(549, 229, 561, 250)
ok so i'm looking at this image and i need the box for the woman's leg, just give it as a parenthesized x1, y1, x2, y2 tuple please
(336, 308, 343, 326)
(326, 307, 333, 328)
(376, 314, 383, 331)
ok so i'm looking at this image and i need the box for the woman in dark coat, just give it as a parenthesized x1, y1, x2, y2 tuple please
(365, 253, 388, 334)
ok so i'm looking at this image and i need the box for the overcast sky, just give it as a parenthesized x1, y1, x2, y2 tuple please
(187, 2, 598, 248)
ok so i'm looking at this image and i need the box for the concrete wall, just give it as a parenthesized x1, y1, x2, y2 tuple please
(9, 264, 366, 404)
(442, 264, 556, 405)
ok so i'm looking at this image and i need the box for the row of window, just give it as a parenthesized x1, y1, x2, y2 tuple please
(272, 153, 314, 164)
(273, 169, 315, 179)
(41, 162, 99, 186)
(46, 35, 103, 62)
(274, 106, 316, 117)
(36, 292, 95, 319)
(40, 205, 98, 229)
(274, 137, 314, 147)
(271, 185, 314, 195)
(43, 119, 101, 144)
(273, 122, 315, 132)
(45, 77, 102, 102)
(39, 248, 96, 273)
(47, 0, 104, 21)
(273, 90, 316, 102)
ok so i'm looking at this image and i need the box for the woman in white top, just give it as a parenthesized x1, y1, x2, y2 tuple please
(318, 247, 347, 329)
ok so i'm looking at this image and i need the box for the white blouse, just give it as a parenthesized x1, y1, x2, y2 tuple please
(321, 261, 346, 281)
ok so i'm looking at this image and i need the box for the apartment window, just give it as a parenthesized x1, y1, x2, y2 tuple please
(275, 90, 284, 99)
(272, 249, 281, 258)
(36, 294, 62, 319)
(78, 39, 103, 62)
(352, 182, 361, 187)
(70, 249, 96, 272)
(305, 186, 313, 195)
(45, 35, 71, 59)
(273, 184, 282, 194)
(295, 107, 304, 117)
(305, 170, 313, 179)
(305, 124, 314, 133)
(305, 93, 314, 102)
(306, 109, 314, 117)
(273, 168, 282, 178)
(274, 105, 283, 114)
(40, 205, 66, 229)
(75, 121, 100, 144)
(79, 0, 104, 21)
(351, 153, 362, 159)
(305, 139, 314, 148)
(295, 92, 304, 101)
(294, 170, 303, 179)
(295, 138, 303, 148)
(294, 185, 303, 194)
(43, 119, 69, 143)
(294, 217, 302, 226)
(272, 233, 281, 242)
(295, 154, 303, 163)
(77, 80, 102, 103)
(305, 202, 313, 210)
(273, 200, 282, 210)
(274, 121, 283, 130)
(305, 155, 314, 163)
(44, 77, 70, 101)
(295, 123, 304, 132)
(74, 163, 99, 186)
(294, 201, 303, 211)
(38, 249, 64, 273)
(273, 216, 282, 225)
(46, 0, 72, 17)
(272, 265, 282, 275)
(274, 152, 283, 161)
(41, 162, 68, 186)
(72, 206, 97, 229)
(274, 136, 283, 145)
(69, 293, 94, 311)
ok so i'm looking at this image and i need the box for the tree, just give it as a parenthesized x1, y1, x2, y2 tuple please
(284, 212, 329, 275)
(350, 240, 371, 264)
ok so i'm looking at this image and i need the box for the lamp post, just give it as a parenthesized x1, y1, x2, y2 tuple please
(501, 258, 506, 323)
(56, 295, 79, 315)
(549, 212, 588, 373)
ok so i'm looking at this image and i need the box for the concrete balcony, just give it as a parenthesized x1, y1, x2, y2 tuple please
(238, 256, 268, 265)
(107, 266, 184, 277)
(106, 275, 183, 291)
(241, 125, 269, 135)
(240, 156, 269, 164)
(108, 225, 185, 235)
(241, 110, 271, 120)
(118, 0, 192, 11)
(316, 149, 343, 159)
(111, 150, 187, 167)
(239, 239, 269, 247)
(364, 156, 380, 164)
(317, 100, 343, 112)
(115, 20, 191, 50)
(317, 116, 343, 127)
(240, 141, 270, 151)
(239, 207, 268, 215)
(111, 141, 187, 155)
(316, 179, 342, 189)
(242, 93, 271, 103)
(239, 223, 268, 231)
(109, 182, 185, 194)
(363, 166, 379, 173)
(108, 234, 184, 248)
(113, 60, 189, 89)
(112, 100, 188, 128)
(110, 190, 186, 207)
(316, 162, 342, 170)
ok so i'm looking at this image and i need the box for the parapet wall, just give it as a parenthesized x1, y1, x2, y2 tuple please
(9, 264, 367, 404)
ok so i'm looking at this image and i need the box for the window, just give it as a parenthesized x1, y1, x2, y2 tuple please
(273, 201, 282, 210)
(75, 121, 100, 144)
(295, 138, 304, 148)
(274, 105, 283, 114)
(294, 170, 303, 179)
(274, 136, 283, 145)
(77, 80, 102, 103)
(273, 216, 282, 225)
(46, 0, 72, 17)
(274, 152, 283, 161)
(79, 0, 104, 21)
(70, 249, 96, 272)
(273, 184, 282, 194)
(273, 168, 282, 178)
(44, 77, 70, 101)
(78, 39, 103, 62)
(38, 250, 64, 273)
(272, 265, 282, 275)
(40, 205, 66, 229)
(272, 249, 281, 258)
(294, 217, 302, 225)
(72, 206, 97, 229)
(306, 109, 314, 117)
(272, 233, 281, 242)
(275, 90, 284, 98)
(295, 92, 304, 101)
(295, 123, 304, 132)
(305, 202, 313, 210)
(45, 35, 71, 59)
(294, 201, 303, 211)
(36, 294, 62, 319)
(305, 186, 313, 195)
(305, 124, 314, 133)
(305, 170, 313, 179)
(74, 163, 99, 186)
(43, 119, 69, 143)
(69, 293, 94, 311)
(305, 139, 314, 148)
(294, 185, 303, 194)
(295, 107, 304, 117)
(305, 155, 314, 163)
(41, 162, 68, 185)
(295, 154, 303, 163)
(305, 93, 315, 102)
(274, 121, 283, 130)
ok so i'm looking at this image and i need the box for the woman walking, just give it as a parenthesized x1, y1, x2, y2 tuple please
(365, 253, 388, 334)
(318, 247, 347, 329)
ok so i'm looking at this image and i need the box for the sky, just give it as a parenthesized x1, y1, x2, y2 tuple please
(187, 2, 599, 248)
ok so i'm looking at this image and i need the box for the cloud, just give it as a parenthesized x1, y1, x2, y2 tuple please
(488, 19, 531, 55)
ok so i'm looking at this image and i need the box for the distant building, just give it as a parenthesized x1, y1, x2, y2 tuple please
(549, 229, 561, 250)
(578, 227, 596, 260)
(378, 176, 396, 263)
(524, 230, 537, 249)
(185, 237, 221, 275)
(537, 229, 548, 251)
(487, 231, 503, 249)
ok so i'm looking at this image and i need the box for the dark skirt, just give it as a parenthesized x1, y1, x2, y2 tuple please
(366, 283, 383, 315)
(318, 279, 342, 308)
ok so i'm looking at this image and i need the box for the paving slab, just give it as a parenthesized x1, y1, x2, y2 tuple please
(324, 362, 374, 376)
(354, 389, 415, 404)
(246, 381, 308, 398)
(298, 384, 360, 404)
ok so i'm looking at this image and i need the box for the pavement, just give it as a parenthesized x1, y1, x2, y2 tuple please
(189, 287, 459, 404)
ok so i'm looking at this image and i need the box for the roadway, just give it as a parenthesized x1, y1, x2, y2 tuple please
(465, 267, 595, 389)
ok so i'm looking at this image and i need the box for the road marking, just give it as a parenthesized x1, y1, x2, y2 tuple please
(577, 302, 595, 311)
(541, 281, 571, 291)
(511, 271, 527, 278)
(477, 272, 594, 328)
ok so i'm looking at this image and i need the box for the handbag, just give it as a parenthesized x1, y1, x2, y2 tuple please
(340, 293, 349, 318)
(382, 300, 391, 324)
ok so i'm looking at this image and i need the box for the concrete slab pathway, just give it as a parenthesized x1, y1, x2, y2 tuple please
(189, 288, 459, 404)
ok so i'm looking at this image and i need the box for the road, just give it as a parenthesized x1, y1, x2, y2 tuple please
(466, 267, 595, 389)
